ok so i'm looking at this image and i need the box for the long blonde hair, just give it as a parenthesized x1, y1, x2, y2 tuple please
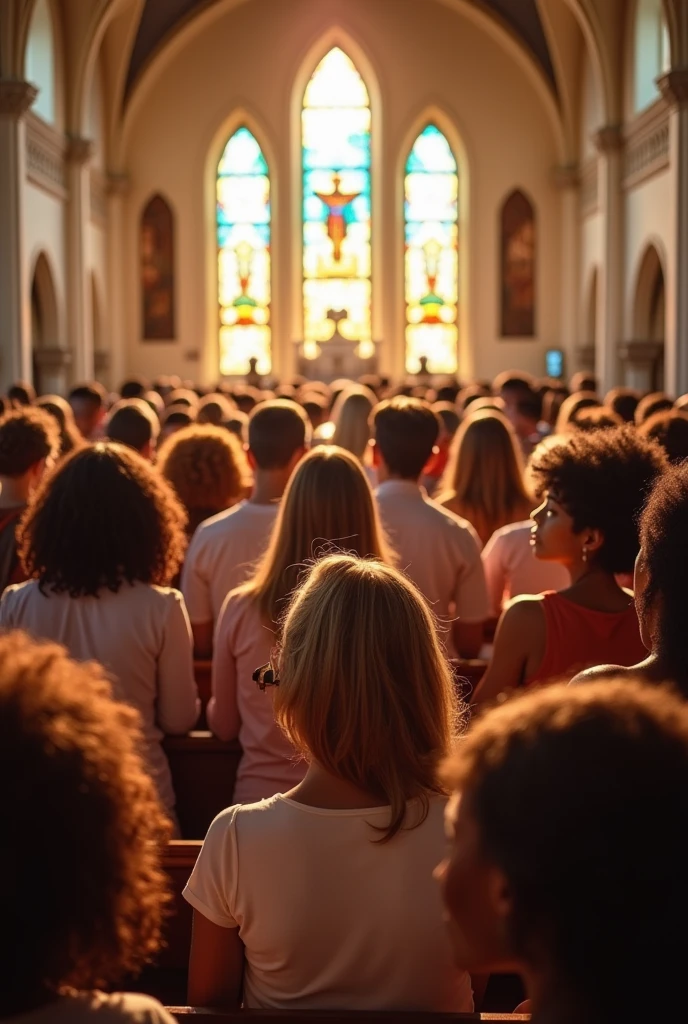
(274, 554, 462, 840)
(438, 409, 532, 545)
(331, 386, 377, 461)
(241, 446, 393, 624)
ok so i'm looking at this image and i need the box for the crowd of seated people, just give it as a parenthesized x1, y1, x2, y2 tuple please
(2, 367, 688, 1020)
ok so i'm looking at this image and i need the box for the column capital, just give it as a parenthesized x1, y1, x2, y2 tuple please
(106, 171, 130, 196)
(0, 79, 38, 118)
(658, 68, 688, 108)
(552, 163, 580, 190)
(67, 134, 94, 165)
(593, 124, 624, 154)
(33, 347, 73, 370)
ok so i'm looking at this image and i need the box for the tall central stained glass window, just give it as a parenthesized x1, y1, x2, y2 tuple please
(302, 47, 372, 357)
(217, 126, 271, 376)
(405, 124, 459, 374)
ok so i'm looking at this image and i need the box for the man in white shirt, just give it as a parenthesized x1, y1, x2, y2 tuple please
(182, 400, 310, 655)
(371, 397, 490, 659)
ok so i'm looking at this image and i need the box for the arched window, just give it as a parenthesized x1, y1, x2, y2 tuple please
(634, 0, 671, 112)
(404, 124, 459, 374)
(302, 47, 372, 357)
(217, 127, 271, 376)
(500, 190, 536, 338)
(25, 0, 56, 125)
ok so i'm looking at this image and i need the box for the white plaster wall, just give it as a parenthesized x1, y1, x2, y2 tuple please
(25, 182, 67, 347)
(121, 0, 562, 385)
(623, 169, 672, 338)
(578, 209, 602, 354)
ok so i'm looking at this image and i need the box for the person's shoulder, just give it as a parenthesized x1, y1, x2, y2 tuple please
(569, 663, 627, 686)
(491, 520, 533, 543)
(2, 578, 38, 600)
(210, 794, 286, 842)
(501, 592, 546, 625)
(192, 500, 249, 539)
(63, 992, 177, 1024)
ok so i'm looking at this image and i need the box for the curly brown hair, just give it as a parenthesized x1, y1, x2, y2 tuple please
(0, 406, 61, 477)
(0, 631, 171, 1013)
(157, 423, 251, 530)
(18, 443, 187, 597)
(529, 425, 667, 573)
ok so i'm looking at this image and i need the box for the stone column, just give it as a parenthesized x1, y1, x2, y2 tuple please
(0, 80, 37, 391)
(659, 69, 688, 397)
(553, 164, 580, 378)
(106, 172, 129, 389)
(593, 124, 624, 394)
(66, 135, 94, 382)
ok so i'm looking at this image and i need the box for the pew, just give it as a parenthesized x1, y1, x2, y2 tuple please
(164, 732, 241, 838)
(169, 1010, 529, 1022)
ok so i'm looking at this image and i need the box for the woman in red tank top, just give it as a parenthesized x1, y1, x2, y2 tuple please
(472, 426, 667, 705)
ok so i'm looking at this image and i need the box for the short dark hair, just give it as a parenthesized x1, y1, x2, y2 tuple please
(639, 409, 688, 464)
(442, 680, 688, 1022)
(0, 407, 60, 477)
(493, 371, 534, 396)
(248, 399, 310, 470)
(635, 391, 674, 426)
(105, 400, 159, 453)
(637, 464, 688, 691)
(161, 405, 195, 431)
(119, 376, 149, 400)
(0, 630, 170, 1012)
(196, 393, 236, 426)
(514, 390, 542, 422)
(569, 371, 597, 393)
(571, 406, 622, 433)
(529, 425, 667, 573)
(372, 397, 440, 479)
(8, 381, 36, 406)
(18, 443, 187, 596)
(68, 382, 106, 410)
(604, 387, 640, 423)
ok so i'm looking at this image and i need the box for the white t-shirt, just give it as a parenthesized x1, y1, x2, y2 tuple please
(375, 480, 490, 656)
(8, 993, 175, 1024)
(0, 580, 199, 811)
(481, 520, 571, 616)
(209, 590, 306, 802)
(183, 794, 473, 1012)
(182, 501, 279, 626)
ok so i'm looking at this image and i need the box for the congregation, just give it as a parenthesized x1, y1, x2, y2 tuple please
(3, 368, 688, 1024)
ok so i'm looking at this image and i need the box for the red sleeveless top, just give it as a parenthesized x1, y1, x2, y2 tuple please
(526, 591, 646, 688)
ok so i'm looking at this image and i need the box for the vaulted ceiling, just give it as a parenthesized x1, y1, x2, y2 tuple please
(124, 0, 557, 98)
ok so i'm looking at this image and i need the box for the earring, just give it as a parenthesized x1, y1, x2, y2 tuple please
(582, 548, 588, 563)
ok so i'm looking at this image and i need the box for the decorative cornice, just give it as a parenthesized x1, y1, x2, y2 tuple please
(0, 79, 38, 117)
(552, 163, 580, 190)
(66, 135, 94, 165)
(580, 158, 598, 217)
(623, 100, 670, 190)
(618, 340, 664, 364)
(593, 124, 624, 154)
(26, 113, 67, 200)
(106, 172, 130, 197)
(33, 347, 72, 369)
(658, 68, 688, 107)
(90, 168, 108, 224)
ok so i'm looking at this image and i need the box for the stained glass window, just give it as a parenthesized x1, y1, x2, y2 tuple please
(302, 47, 372, 358)
(217, 127, 271, 376)
(404, 124, 459, 374)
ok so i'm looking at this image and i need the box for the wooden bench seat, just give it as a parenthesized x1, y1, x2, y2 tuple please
(164, 733, 241, 838)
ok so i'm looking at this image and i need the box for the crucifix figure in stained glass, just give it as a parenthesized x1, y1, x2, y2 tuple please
(302, 47, 372, 354)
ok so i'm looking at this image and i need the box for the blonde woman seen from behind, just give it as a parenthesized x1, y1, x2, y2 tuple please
(186, 554, 472, 1012)
(436, 409, 533, 547)
(331, 385, 377, 486)
(209, 446, 394, 802)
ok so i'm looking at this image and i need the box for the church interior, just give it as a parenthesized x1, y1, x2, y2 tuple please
(1, 0, 686, 397)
